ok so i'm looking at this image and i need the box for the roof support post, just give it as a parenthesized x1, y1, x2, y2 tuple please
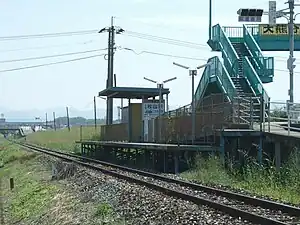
(128, 99, 132, 142)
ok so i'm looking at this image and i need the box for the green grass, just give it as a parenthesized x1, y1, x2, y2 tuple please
(1, 137, 128, 224)
(0, 142, 37, 167)
(23, 126, 300, 206)
(182, 153, 300, 205)
(0, 140, 58, 223)
(25, 125, 101, 153)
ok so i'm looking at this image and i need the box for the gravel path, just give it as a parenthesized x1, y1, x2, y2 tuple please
(65, 167, 255, 225)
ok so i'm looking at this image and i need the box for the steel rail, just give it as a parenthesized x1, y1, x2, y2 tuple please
(15, 141, 294, 225)
(20, 142, 300, 216)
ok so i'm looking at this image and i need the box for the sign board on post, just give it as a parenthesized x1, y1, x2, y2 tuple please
(238, 16, 261, 22)
(259, 24, 300, 35)
(142, 102, 165, 120)
(269, 1, 277, 25)
(142, 100, 165, 141)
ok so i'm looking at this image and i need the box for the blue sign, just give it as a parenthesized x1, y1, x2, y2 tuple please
(238, 16, 261, 22)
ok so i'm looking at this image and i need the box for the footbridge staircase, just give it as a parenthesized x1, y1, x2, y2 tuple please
(195, 24, 274, 125)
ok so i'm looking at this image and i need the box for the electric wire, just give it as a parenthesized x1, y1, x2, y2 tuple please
(122, 30, 299, 62)
(0, 29, 99, 41)
(122, 32, 297, 62)
(0, 48, 107, 63)
(0, 54, 104, 73)
(122, 48, 208, 61)
(125, 30, 207, 47)
(0, 40, 97, 53)
(114, 16, 194, 32)
(121, 33, 209, 50)
(121, 47, 300, 73)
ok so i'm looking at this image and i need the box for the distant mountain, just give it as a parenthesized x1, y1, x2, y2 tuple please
(1, 107, 115, 122)
(1, 104, 179, 122)
(52, 116, 107, 126)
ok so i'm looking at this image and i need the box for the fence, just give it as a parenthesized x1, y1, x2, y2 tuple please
(263, 100, 300, 136)
(231, 96, 300, 136)
(150, 94, 233, 143)
(232, 95, 267, 127)
(83, 95, 300, 142)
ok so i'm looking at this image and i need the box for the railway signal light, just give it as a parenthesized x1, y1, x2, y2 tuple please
(237, 8, 264, 22)
(287, 57, 296, 70)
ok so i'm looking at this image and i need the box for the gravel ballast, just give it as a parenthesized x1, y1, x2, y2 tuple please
(65, 167, 256, 225)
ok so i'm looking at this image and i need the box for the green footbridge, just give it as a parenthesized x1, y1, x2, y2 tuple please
(195, 23, 300, 123)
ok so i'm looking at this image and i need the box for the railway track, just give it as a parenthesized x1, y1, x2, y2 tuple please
(16, 141, 300, 225)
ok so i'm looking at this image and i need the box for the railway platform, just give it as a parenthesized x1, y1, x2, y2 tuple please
(75, 140, 219, 174)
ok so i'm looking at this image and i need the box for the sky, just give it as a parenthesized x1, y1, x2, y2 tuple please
(0, 0, 299, 120)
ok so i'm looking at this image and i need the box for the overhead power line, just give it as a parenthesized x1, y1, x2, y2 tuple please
(0, 54, 105, 73)
(0, 29, 99, 41)
(0, 48, 108, 63)
(275, 68, 300, 73)
(121, 30, 298, 62)
(125, 30, 207, 47)
(120, 30, 209, 50)
(123, 48, 300, 73)
(114, 16, 196, 33)
(0, 40, 97, 53)
(122, 47, 208, 61)
(121, 47, 299, 73)
(122, 33, 208, 50)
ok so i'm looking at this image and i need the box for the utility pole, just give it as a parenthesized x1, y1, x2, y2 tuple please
(45, 112, 48, 129)
(66, 107, 70, 131)
(288, 0, 295, 103)
(99, 17, 124, 125)
(107, 17, 113, 126)
(53, 112, 56, 131)
(94, 96, 97, 130)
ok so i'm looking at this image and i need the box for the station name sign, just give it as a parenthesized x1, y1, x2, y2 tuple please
(143, 102, 165, 117)
(259, 24, 300, 35)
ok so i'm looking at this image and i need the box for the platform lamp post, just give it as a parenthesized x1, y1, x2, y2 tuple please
(173, 61, 213, 144)
(143, 76, 177, 142)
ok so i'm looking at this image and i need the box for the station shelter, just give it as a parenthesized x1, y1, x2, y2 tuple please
(98, 86, 170, 142)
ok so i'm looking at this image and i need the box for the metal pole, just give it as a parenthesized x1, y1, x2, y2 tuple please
(80, 125, 83, 141)
(106, 28, 111, 125)
(53, 112, 56, 131)
(66, 106, 70, 131)
(288, 0, 295, 103)
(209, 0, 212, 40)
(121, 98, 123, 122)
(268, 97, 271, 133)
(158, 84, 162, 142)
(117, 106, 121, 122)
(287, 100, 291, 135)
(191, 71, 195, 144)
(262, 96, 266, 132)
(109, 16, 115, 124)
(94, 96, 97, 130)
(166, 94, 169, 113)
(45, 112, 48, 129)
